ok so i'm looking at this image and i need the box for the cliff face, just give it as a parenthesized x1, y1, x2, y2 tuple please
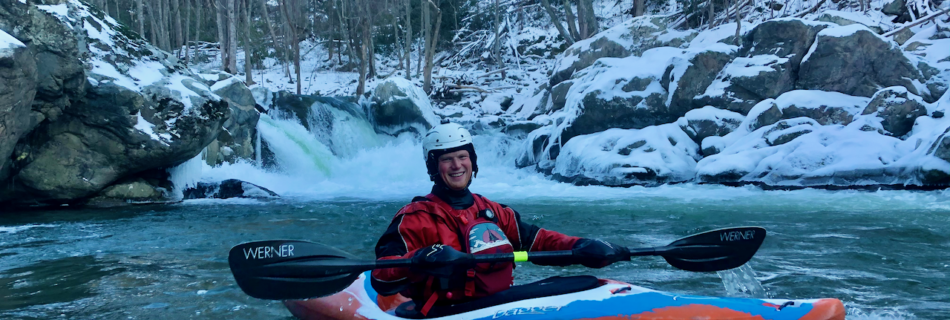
(0, 0, 238, 207)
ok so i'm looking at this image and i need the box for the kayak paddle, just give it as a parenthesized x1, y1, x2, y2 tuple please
(228, 226, 765, 300)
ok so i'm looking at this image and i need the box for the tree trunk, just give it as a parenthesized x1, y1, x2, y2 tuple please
(227, 0, 238, 74)
(136, 0, 144, 37)
(243, 0, 255, 85)
(423, 0, 441, 93)
(708, 0, 716, 28)
(635, 0, 644, 16)
(563, 0, 580, 41)
(493, 0, 504, 68)
(735, 0, 742, 46)
(539, 0, 575, 45)
(576, 0, 597, 39)
(171, 0, 183, 54)
(417, 0, 426, 77)
(357, 0, 369, 96)
(279, 0, 301, 93)
(163, 0, 172, 50)
(259, 0, 290, 77)
(216, 0, 229, 71)
(405, 0, 412, 79)
(185, 0, 191, 64)
(195, 0, 203, 60)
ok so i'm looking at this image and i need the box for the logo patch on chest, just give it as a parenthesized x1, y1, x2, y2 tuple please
(468, 223, 511, 253)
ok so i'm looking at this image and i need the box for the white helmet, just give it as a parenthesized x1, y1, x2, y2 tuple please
(423, 120, 478, 181)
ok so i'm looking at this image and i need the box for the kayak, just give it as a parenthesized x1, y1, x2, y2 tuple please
(283, 271, 845, 320)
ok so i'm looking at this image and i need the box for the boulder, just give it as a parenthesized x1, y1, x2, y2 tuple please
(552, 125, 699, 186)
(0, 29, 37, 182)
(0, 1, 229, 205)
(697, 54, 795, 114)
(550, 15, 695, 87)
(666, 45, 736, 118)
(208, 77, 260, 165)
(676, 106, 745, 144)
(860, 87, 929, 137)
(817, 11, 885, 34)
(881, 0, 912, 23)
(748, 90, 870, 130)
(182, 179, 279, 200)
(740, 19, 831, 72)
(367, 77, 440, 137)
(764, 118, 819, 146)
(0, 0, 85, 127)
(84, 177, 173, 207)
(558, 48, 678, 145)
(798, 25, 924, 99)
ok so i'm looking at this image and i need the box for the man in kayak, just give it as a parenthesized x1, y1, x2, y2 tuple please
(372, 120, 628, 316)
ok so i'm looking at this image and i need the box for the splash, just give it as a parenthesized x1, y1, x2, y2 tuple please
(717, 264, 770, 298)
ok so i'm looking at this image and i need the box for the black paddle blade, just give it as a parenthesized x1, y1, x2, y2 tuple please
(228, 240, 362, 300)
(659, 227, 766, 272)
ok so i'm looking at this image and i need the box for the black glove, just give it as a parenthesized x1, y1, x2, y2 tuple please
(410, 244, 475, 278)
(572, 239, 629, 268)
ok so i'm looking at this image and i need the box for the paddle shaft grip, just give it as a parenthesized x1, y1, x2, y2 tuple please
(372, 250, 578, 269)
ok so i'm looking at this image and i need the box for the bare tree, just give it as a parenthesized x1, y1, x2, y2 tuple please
(279, 0, 302, 94)
(259, 0, 291, 77)
(185, 0, 191, 64)
(227, 0, 238, 73)
(171, 0, 183, 55)
(215, 0, 230, 71)
(539, 0, 575, 45)
(493, 0, 506, 70)
(576, 0, 597, 39)
(243, 0, 255, 85)
(563, 0, 579, 41)
(423, 0, 442, 93)
(136, 0, 144, 36)
(404, 0, 412, 79)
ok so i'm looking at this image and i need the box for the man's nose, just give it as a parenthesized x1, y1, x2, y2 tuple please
(450, 158, 462, 168)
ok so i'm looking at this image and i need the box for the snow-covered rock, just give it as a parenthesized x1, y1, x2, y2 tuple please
(366, 77, 440, 137)
(748, 90, 870, 130)
(676, 106, 744, 144)
(817, 10, 888, 34)
(860, 87, 929, 137)
(740, 19, 831, 71)
(552, 125, 700, 186)
(696, 120, 913, 187)
(697, 54, 794, 114)
(0, 0, 229, 205)
(798, 24, 927, 100)
(0, 28, 35, 183)
(558, 47, 680, 146)
(550, 14, 696, 87)
(666, 44, 737, 117)
(182, 179, 279, 200)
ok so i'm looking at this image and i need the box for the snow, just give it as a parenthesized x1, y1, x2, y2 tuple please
(0, 29, 24, 59)
(134, 112, 171, 143)
(677, 106, 745, 129)
(210, 76, 243, 92)
(702, 54, 789, 99)
(773, 90, 869, 113)
(36, 4, 69, 20)
(554, 124, 700, 184)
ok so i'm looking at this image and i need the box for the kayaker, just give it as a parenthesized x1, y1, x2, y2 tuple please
(371, 120, 628, 316)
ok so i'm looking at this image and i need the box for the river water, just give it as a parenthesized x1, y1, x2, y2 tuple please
(1, 118, 949, 319)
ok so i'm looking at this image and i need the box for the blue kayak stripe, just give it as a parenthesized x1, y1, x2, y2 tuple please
(360, 272, 816, 319)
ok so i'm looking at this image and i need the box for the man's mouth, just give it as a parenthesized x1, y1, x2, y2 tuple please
(449, 172, 465, 178)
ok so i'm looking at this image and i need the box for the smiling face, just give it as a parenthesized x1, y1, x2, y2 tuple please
(437, 149, 473, 191)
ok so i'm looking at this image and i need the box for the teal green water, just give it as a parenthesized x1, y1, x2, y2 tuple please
(0, 187, 948, 319)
